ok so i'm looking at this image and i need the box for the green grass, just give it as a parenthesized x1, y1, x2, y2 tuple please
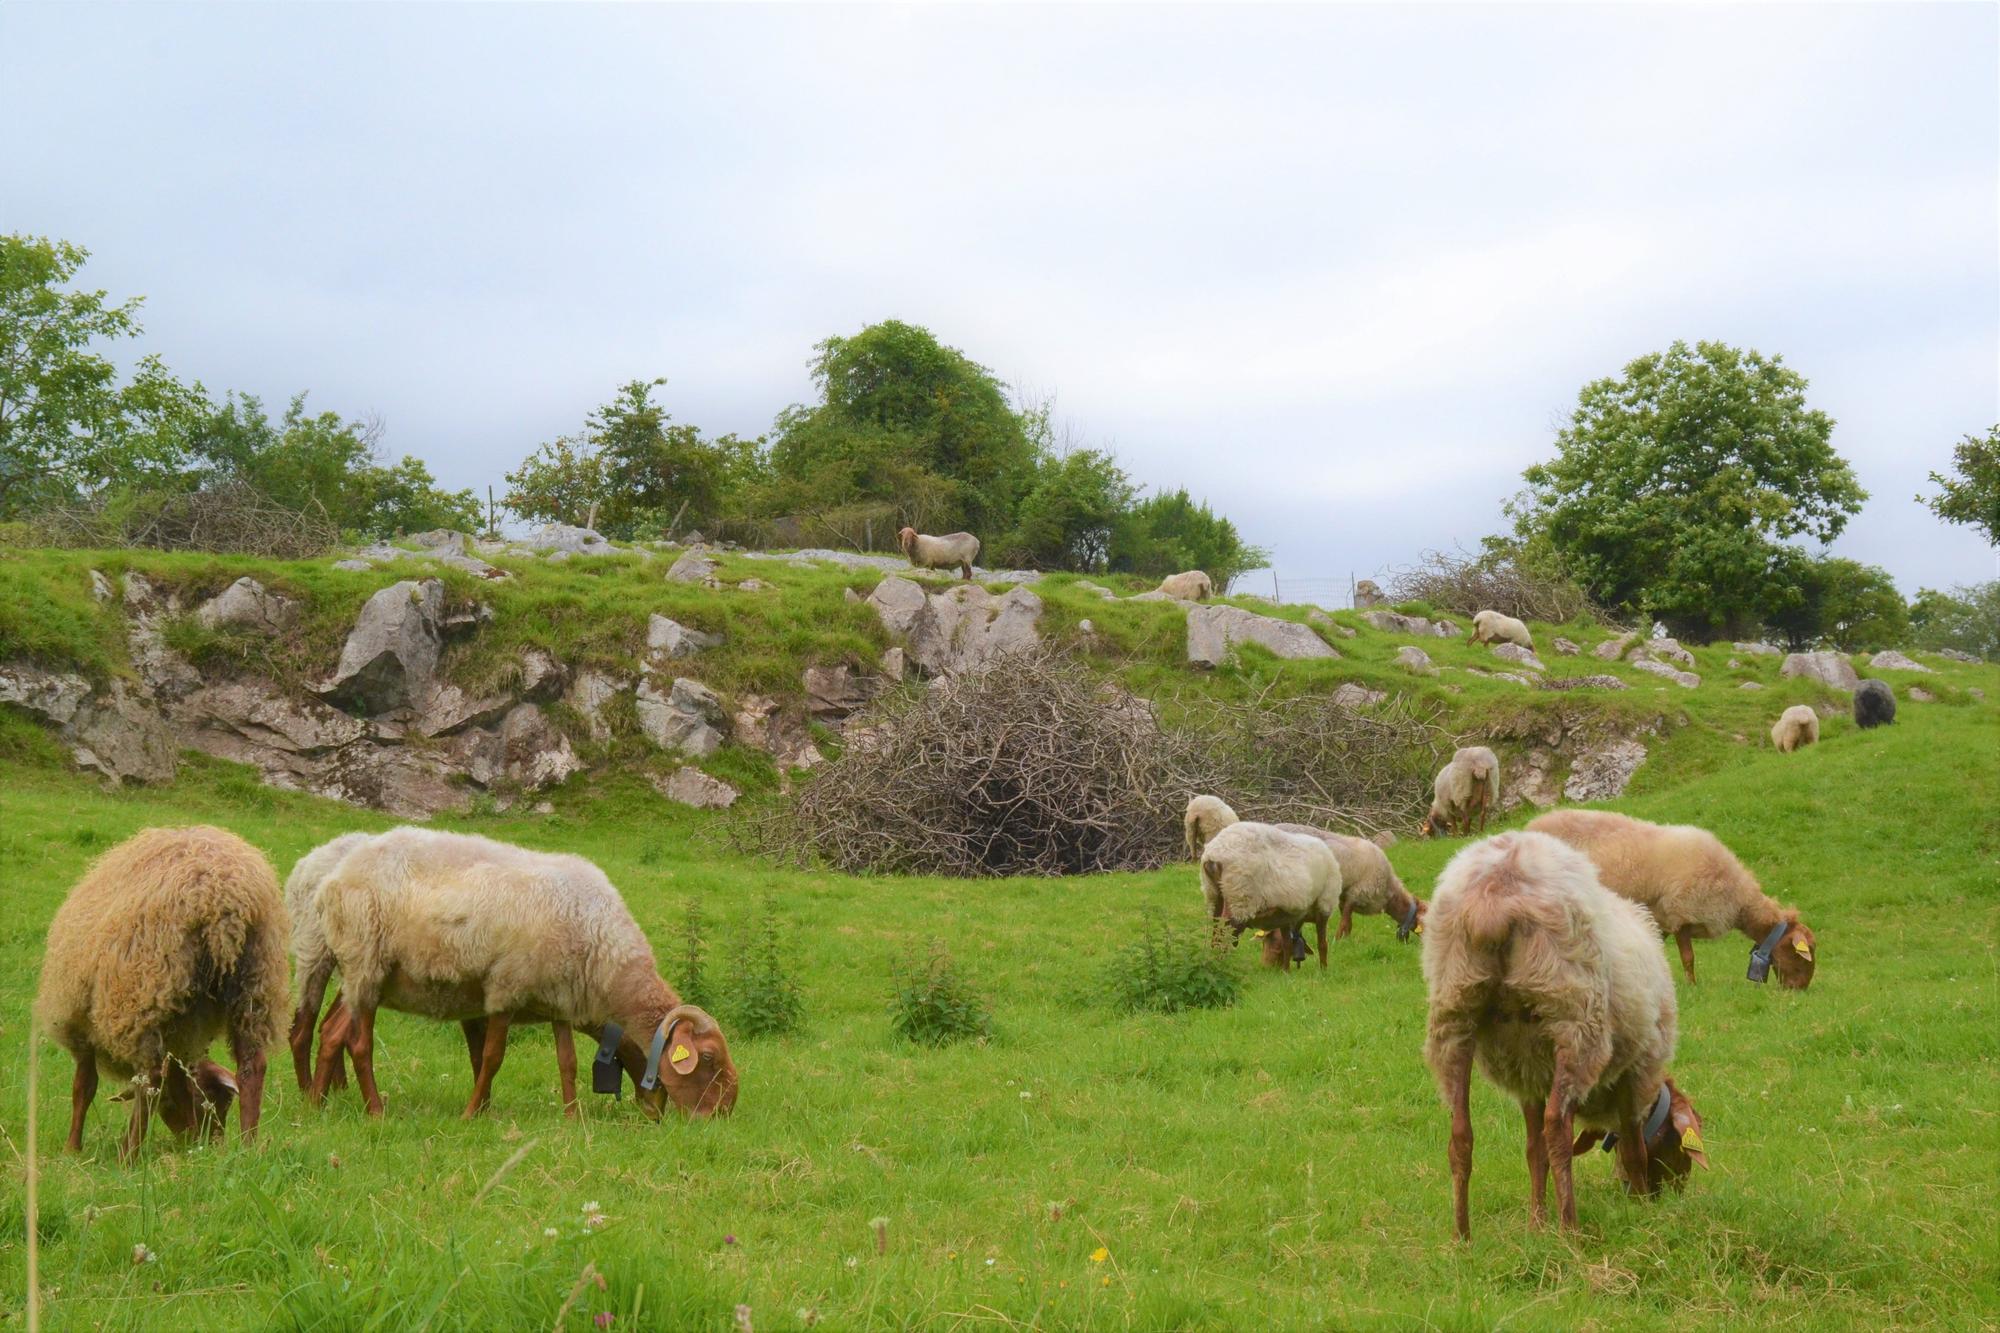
(2, 686, 1996, 1329)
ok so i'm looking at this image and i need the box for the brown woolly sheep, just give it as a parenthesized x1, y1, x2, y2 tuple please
(1528, 809, 1817, 989)
(35, 826, 289, 1161)
(898, 526, 980, 580)
(1422, 832, 1708, 1239)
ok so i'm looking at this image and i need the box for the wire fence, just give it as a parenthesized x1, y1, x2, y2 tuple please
(1255, 572, 1362, 610)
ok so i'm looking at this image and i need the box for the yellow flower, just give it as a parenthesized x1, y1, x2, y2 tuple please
(1089, 1246, 1109, 1263)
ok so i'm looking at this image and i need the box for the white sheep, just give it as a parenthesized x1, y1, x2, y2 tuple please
(312, 828, 737, 1119)
(1198, 820, 1343, 970)
(1188, 795, 1426, 941)
(1184, 794, 1238, 859)
(286, 831, 375, 1091)
(898, 526, 980, 580)
(1469, 610, 1534, 650)
(1528, 808, 1817, 989)
(1156, 570, 1215, 601)
(36, 826, 290, 1160)
(1770, 705, 1819, 754)
(1422, 831, 1708, 1238)
(1422, 746, 1500, 837)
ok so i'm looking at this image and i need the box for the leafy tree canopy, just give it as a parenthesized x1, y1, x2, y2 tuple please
(1908, 582, 1999, 662)
(1919, 426, 1999, 545)
(1511, 339, 1866, 640)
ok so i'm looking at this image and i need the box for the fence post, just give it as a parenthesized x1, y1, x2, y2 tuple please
(1272, 569, 1280, 601)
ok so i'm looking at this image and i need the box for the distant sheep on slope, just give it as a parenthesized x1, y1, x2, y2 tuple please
(1422, 747, 1500, 837)
(1156, 570, 1214, 601)
(1854, 679, 1896, 729)
(1469, 610, 1534, 650)
(1770, 705, 1819, 753)
(898, 527, 980, 580)
(36, 826, 289, 1160)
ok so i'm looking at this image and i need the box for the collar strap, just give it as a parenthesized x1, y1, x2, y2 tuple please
(640, 1016, 687, 1091)
(1397, 900, 1421, 942)
(1748, 920, 1790, 979)
(1600, 1084, 1674, 1153)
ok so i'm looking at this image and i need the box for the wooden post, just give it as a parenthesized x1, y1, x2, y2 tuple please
(486, 485, 497, 539)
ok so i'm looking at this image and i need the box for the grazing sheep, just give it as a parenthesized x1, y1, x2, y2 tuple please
(1186, 795, 1426, 941)
(897, 526, 980, 580)
(1854, 679, 1896, 729)
(1469, 610, 1534, 650)
(1184, 794, 1238, 859)
(35, 826, 289, 1161)
(1422, 831, 1709, 1238)
(1421, 747, 1501, 837)
(1156, 570, 1215, 601)
(312, 828, 737, 1119)
(1770, 705, 1819, 754)
(1528, 809, 1817, 989)
(1198, 821, 1343, 970)
(285, 831, 375, 1091)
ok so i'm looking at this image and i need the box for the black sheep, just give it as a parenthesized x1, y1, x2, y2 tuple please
(1854, 678, 1897, 729)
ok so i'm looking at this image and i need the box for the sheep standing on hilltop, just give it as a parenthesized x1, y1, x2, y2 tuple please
(311, 828, 737, 1119)
(898, 526, 979, 580)
(1199, 821, 1343, 970)
(1528, 809, 1817, 988)
(1156, 570, 1215, 601)
(1422, 832, 1708, 1238)
(36, 826, 290, 1160)
(1469, 610, 1534, 650)
(1854, 679, 1896, 729)
(1422, 747, 1500, 837)
(1770, 705, 1819, 753)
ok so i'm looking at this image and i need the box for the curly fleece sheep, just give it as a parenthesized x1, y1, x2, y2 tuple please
(1185, 795, 1425, 942)
(1770, 705, 1819, 753)
(898, 526, 980, 580)
(35, 826, 289, 1160)
(1199, 820, 1343, 970)
(1422, 832, 1707, 1238)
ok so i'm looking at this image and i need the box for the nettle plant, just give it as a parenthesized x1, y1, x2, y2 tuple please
(1106, 917, 1244, 1015)
(727, 896, 803, 1038)
(888, 939, 994, 1047)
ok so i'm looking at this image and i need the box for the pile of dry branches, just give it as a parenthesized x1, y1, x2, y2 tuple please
(750, 649, 1453, 877)
(32, 483, 339, 558)
(1386, 548, 1597, 624)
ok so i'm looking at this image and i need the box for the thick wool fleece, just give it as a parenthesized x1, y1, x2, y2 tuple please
(1421, 831, 1676, 1127)
(36, 825, 289, 1075)
(1771, 705, 1819, 753)
(1526, 808, 1784, 941)
(1199, 821, 1343, 931)
(1470, 610, 1534, 649)
(901, 529, 980, 571)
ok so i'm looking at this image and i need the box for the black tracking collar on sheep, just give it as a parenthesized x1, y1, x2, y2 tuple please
(1746, 920, 1791, 984)
(1397, 900, 1421, 942)
(1599, 1084, 1674, 1154)
(592, 1017, 697, 1098)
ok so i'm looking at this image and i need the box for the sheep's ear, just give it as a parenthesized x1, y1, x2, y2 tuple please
(1669, 1085, 1709, 1167)
(1572, 1129, 1606, 1154)
(1791, 936, 1813, 962)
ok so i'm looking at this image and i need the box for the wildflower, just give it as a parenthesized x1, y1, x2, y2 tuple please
(595, 1316, 616, 1329)
(985, 1258, 996, 1267)
(1101, 1277, 1111, 1288)
(1019, 1090, 1032, 1100)
(1090, 1246, 1109, 1263)
(724, 1233, 738, 1246)
(544, 1228, 560, 1239)
(844, 1256, 858, 1269)
(582, 1200, 602, 1214)
(131, 1244, 157, 1265)
(585, 1213, 608, 1231)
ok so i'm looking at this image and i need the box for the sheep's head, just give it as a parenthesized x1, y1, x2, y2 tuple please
(1418, 812, 1442, 839)
(1770, 919, 1817, 990)
(1642, 1080, 1709, 1188)
(633, 1005, 738, 1120)
(132, 1059, 238, 1140)
(1258, 929, 1291, 969)
(897, 526, 918, 556)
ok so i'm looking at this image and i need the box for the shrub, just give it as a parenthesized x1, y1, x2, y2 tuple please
(888, 940, 993, 1047)
(726, 898, 803, 1038)
(678, 897, 714, 1011)
(1386, 545, 1598, 625)
(1105, 918, 1244, 1015)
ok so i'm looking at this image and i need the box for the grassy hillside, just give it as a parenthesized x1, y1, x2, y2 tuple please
(1, 662, 1995, 1329)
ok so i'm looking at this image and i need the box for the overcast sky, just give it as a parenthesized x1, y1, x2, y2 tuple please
(4, 3, 1995, 596)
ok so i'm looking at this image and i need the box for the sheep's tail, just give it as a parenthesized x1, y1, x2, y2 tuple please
(1453, 842, 1558, 953)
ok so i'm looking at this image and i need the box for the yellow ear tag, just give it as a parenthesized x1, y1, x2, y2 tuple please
(1792, 939, 1813, 960)
(1252, 929, 1267, 938)
(669, 1043, 697, 1074)
(1414, 922, 1423, 935)
(1680, 1128, 1705, 1154)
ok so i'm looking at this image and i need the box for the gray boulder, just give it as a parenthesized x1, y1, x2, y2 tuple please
(1867, 650, 1932, 673)
(879, 582, 1044, 676)
(1643, 638, 1696, 667)
(636, 676, 727, 757)
(1563, 738, 1647, 802)
(520, 524, 616, 557)
(1331, 682, 1387, 708)
(324, 579, 446, 714)
(654, 767, 740, 810)
(1353, 579, 1388, 608)
(804, 664, 887, 723)
(1535, 674, 1630, 691)
(518, 648, 568, 700)
(666, 549, 719, 584)
(182, 680, 370, 756)
(1780, 651, 1860, 692)
(0, 664, 176, 784)
(1552, 637, 1580, 656)
(1732, 641, 1782, 656)
(566, 669, 628, 741)
(1593, 632, 1637, 661)
(332, 558, 373, 572)
(1187, 604, 1338, 669)
(121, 572, 201, 700)
(647, 614, 722, 659)
(1360, 610, 1454, 639)
(1394, 646, 1437, 676)
(1490, 643, 1545, 671)
(491, 704, 582, 789)
(733, 693, 823, 770)
(0, 663, 91, 725)
(196, 577, 300, 634)
(1630, 657, 1700, 689)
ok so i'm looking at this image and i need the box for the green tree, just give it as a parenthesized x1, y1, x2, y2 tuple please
(0, 235, 146, 516)
(1511, 340, 1867, 640)
(1000, 447, 1135, 571)
(767, 321, 1037, 538)
(1908, 582, 2000, 661)
(1110, 488, 1269, 591)
(502, 431, 607, 530)
(1919, 426, 1999, 545)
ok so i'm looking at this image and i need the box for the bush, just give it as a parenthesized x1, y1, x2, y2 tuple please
(726, 898, 803, 1038)
(31, 481, 338, 557)
(1385, 544, 1597, 624)
(1105, 918, 1243, 1015)
(888, 940, 993, 1047)
(678, 897, 714, 1011)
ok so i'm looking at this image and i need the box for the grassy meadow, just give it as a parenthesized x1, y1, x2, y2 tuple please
(2, 664, 1996, 1330)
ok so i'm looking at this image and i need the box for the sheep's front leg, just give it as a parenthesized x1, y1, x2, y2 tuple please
(308, 1000, 352, 1107)
(345, 1005, 386, 1117)
(1314, 920, 1329, 969)
(66, 1050, 99, 1152)
(1440, 1042, 1475, 1240)
(119, 1072, 157, 1164)
(553, 1022, 579, 1118)
(230, 1023, 269, 1142)
(1614, 1109, 1653, 1197)
(461, 1018, 489, 1084)
(1336, 907, 1353, 941)
(289, 957, 336, 1091)
(321, 995, 351, 1091)
(1543, 1049, 1579, 1231)
(463, 1014, 510, 1119)
(1674, 927, 1697, 984)
(1521, 1100, 1549, 1225)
